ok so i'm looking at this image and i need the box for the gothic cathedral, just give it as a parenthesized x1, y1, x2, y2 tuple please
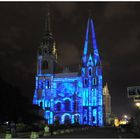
(33, 11, 103, 126)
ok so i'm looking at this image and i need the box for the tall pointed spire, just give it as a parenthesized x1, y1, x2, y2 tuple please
(106, 82, 108, 88)
(41, 6, 54, 52)
(45, 6, 51, 34)
(82, 15, 100, 66)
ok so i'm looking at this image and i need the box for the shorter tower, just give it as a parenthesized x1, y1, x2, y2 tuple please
(103, 83, 111, 125)
(37, 10, 57, 75)
(33, 10, 57, 124)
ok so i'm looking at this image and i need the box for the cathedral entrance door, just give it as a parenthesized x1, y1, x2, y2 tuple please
(74, 115, 80, 124)
(64, 115, 71, 125)
(54, 116, 60, 126)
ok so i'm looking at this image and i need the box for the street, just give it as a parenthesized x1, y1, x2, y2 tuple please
(43, 127, 139, 138)
(2, 126, 139, 138)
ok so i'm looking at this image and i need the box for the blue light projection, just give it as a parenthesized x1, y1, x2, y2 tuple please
(33, 17, 103, 126)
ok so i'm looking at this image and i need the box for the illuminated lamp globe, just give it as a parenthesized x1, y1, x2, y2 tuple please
(135, 102, 140, 108)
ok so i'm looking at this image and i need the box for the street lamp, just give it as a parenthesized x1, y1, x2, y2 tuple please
(122, 115, 129, 124)
(135, 102, 140, 109)
(124, 115, 128, 119)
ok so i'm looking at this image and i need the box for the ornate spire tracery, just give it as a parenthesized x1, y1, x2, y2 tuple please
(82, 17, 100, 66)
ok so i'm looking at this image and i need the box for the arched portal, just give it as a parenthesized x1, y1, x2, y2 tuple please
(64, 115, 71, 124)
(74, 114, 80, 124)
(54, 115, 60, 125)
(62, 113, 71, 124)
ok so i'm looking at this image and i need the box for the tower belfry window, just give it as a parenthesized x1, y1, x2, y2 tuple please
(44, 49, 47, 53)
(42, 60, 48, 69)
(84, 78, 88, 87)
(89, 68, 92, 76)
(92, 77, 97, 86)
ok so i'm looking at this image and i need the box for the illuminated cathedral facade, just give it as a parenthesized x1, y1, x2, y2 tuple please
(33, 11, 103, 126)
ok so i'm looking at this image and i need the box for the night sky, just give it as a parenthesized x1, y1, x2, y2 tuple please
(0, 2, 140, 118)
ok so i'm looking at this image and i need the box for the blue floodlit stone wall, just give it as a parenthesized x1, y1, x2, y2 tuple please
(33, 18, 103, 126)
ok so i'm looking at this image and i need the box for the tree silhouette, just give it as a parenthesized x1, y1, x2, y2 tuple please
(0, 76, 44, 124)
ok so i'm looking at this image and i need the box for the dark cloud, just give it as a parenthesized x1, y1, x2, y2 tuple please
(58, 43, 80, 67)
(112, 25, 140, 56)
(104, 3, 135, 18)
(53, 3, 77, 19)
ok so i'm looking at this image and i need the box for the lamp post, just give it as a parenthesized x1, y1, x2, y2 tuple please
(135, 102, 140, 109)
(124, 115, 128, 119)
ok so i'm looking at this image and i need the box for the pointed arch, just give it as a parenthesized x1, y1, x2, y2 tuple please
(64, 99, 71, 111)
(88, 67, 92, 76)
(55, 102, 61, 111)
(42, 60, 48, 70)
(62, 113, 71, 124)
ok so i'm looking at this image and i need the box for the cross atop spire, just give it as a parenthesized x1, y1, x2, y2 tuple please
(41, 6, 54, 46)
(44, 6, 52, 35)
(40, 5, 56, 60)
(88, 9, 92, 19)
